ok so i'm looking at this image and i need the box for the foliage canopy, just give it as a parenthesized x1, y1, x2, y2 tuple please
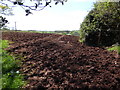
(80, 1, 120, 46)
(0, 0, 67, 16)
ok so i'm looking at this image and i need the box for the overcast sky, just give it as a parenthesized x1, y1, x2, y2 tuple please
(4, 0, 96, 31)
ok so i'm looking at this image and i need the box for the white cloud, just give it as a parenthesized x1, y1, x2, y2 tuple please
(5, 0, 93, 31)
(73, 0, 97, 2)
(6, 10, 88, 31)
(74, 0, 120, 2)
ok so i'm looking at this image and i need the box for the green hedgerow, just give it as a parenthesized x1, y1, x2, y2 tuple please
(1, 40, 26, 89)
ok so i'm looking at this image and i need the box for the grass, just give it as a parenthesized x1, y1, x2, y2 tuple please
(0, 40, 26, 89)
(107, 45, 120, 54)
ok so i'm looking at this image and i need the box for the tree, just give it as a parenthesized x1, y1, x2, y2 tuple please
(0, 5, 13, 29)
(0, 0, 67, 29)
(80, 1, 120, 46)
(0, 0, 67, 16)
(0, 5, 13, 15)
(0, 16, 8, 29)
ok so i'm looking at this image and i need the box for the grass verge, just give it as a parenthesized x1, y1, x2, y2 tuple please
(107, 45, 120, 54)
(0, 40, 26, 89)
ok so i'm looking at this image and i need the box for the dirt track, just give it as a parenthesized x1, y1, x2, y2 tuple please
(2, 32, 120, 89)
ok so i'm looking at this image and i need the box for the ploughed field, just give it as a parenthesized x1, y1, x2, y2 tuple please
(2, 32, 120, 89)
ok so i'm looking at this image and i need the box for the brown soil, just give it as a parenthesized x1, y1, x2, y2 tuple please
(2, 31, 120, 89)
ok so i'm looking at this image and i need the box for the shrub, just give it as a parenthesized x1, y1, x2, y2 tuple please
(80, 2, 120, 46)
(0, 40, 26, 89)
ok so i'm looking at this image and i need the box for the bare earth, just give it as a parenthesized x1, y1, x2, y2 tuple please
(2, 32, 120, 89)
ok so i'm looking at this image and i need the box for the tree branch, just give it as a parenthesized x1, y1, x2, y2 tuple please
(0, 0, 67, 15)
